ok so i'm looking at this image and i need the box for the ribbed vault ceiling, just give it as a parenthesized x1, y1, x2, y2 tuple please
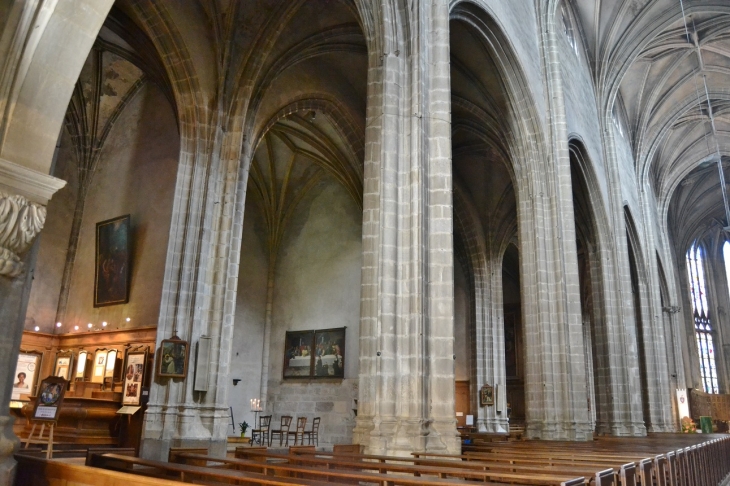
(573, 0, 730, 246)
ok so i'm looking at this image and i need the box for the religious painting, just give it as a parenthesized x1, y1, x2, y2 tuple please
(313, 327, 345, 378)
(283, 330, 314, 378)
(32, 376, 67, 422)
(91, 349, 108, 383)
(480, 384, 494, 406)
(12, 352, 41, 401)
(158, 337, 188, 378)
(94, 215, 130, 307)
(283, 327, 346, 379)
(75, 350, 88, 380)
(123, 350, 147, 405)
(53, 352, 74, 381)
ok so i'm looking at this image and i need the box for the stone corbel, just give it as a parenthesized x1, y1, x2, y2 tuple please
(0, 191, 45, 277)
(662, 306, 681, 314)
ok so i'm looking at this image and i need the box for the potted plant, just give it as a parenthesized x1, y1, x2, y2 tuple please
(239, 421, 250, 438)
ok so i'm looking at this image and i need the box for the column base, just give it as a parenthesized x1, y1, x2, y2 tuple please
(595, 420, 647, 437)
(0, 415, 19, 486)
(525, 419, 593, 441)
(357, 417, 460, 456)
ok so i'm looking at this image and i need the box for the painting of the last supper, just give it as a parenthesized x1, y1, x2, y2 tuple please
(283, 327, 345, 379)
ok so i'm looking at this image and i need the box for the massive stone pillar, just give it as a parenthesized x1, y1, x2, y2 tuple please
(352, 0, 459, 455)
(0, 2, 111, 483)
(0, 159, 65, 485)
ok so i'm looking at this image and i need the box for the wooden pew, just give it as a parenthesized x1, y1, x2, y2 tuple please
(289, 447, 608, 480)
(89, 452, 335, 485)
(235, 447, 587, 485)
(174, 452, 478, 485)
(15, 454, 190, 486)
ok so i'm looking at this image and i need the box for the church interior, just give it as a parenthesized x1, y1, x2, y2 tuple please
(3, 0, 730, 485)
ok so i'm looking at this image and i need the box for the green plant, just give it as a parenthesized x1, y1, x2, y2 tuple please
(680, 416, 696, 433)
(239, 421, 250, 436)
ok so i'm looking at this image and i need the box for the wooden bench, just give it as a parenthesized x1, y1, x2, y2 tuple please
(174, 452, 478, 485)
(235, 447, 586, 485)
(89, 452, 334, 485)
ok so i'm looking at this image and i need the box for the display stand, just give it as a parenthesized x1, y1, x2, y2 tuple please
(23, 421, 55, 459)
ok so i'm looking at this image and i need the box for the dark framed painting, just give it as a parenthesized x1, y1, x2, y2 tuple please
(123, 350, 147, 405)
(283, 327, 345, 379)
(12, 351, 42, 401)
(33, 376, 67, 422)
(283, 330, 315, 378)
(94, 215, 130, 307)
(480, 384, 494, 407)
(158, 337, 188, 378)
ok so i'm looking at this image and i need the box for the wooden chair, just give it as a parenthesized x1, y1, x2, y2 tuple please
(251, 414, 271, 447)
(288, 417, 307, 446)
(560, 478, 586, 486)
(270, 415, 292, 446)
(303, 416, 321, 446)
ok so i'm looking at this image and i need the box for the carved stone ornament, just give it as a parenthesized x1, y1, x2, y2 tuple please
(0, 191, 46, 277)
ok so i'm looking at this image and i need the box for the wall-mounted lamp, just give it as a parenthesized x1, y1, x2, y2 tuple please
(232, 379, 241, 386)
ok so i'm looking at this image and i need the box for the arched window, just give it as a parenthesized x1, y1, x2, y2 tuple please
(687, 243, 718, 393)
(561, 2, 578, 54)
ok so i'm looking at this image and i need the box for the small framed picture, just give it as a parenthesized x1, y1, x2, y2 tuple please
(33, 376, 67, 422)
(158, 337, 188, 378)
(91, 350, 108, 383)
(105, 349, 117, 379)
(122, 350, 147, 406)
(12, 352, 42, 401)
(75, 350, 88, 380)
(53, 352, 74, 381)
(480, 384, 494, 407)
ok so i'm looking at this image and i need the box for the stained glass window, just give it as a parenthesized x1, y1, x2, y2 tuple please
(687, 243, 718, 394)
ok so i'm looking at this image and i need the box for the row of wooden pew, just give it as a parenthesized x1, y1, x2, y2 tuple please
(18, 433, 730, 485)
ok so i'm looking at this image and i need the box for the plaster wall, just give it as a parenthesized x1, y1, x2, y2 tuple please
(227, 205, 268, 436)
(615, 122, 643, 235)
(26, 83, 179, 332)
(558, 21, 610, 212)
(466, 0, 546, 128)
(269, 178, 361, 447)
(25, 136, 78, 333)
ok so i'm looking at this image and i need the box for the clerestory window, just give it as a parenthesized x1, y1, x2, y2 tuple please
(687, 243, 718, 394)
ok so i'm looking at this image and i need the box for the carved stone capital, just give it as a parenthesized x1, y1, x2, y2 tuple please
(0, 191, 46, 277)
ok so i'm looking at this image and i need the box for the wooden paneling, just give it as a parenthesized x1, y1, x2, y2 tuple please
(455, 380, 470, 428)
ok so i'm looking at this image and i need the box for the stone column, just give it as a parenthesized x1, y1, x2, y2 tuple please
(0, 158, 65, 486)
(519, 4, 591, 440)
(352, 0, 459, 455)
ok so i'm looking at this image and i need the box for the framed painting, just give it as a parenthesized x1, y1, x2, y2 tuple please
(75, 350, 88, 380)
(283, 328, 346, 379)
(53, 352, 74, 381)
(313, 327, 345, 378)
(91, 349, 108, 383)
(158, 337, 188, 378)
(123, 350, 147, 406)
(94, 215, 130, 307)
(32, 376, 67, 422)
(283, 330, 315, 378)
(12, 352, 42, 401)
(480, 384, 494, 407)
